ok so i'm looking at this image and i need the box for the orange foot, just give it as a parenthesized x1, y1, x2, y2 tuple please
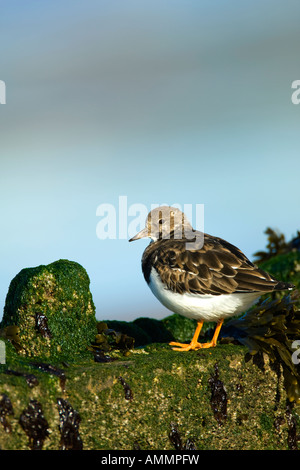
(169, 340, 217, 351)
(169, 319, 224, 352)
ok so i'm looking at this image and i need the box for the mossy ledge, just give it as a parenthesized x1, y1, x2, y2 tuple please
(1, 259, 97, 360)
(1, 342, 300, 450)
(0, 254, 300, 450)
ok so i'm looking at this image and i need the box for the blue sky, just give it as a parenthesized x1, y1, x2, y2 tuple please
(0, 0, 300, 321)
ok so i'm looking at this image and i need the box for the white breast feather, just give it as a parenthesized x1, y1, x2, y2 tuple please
(148, 268, 261, 322)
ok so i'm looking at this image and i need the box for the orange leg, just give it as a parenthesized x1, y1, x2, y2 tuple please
(169, 320, 204, 351)
(169, 319, 224, 351)
(199, 319, 224, 349)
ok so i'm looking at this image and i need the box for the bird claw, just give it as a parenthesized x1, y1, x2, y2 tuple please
(169, 341, 216, 351)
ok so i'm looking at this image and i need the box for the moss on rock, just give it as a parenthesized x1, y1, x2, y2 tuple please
(105, 320, 152, 347)
(1, 259, 97, 360)
(133, 317, 174, 344)
(0, 241, 300, 450)
(105, 316, 178, 347)
(1, 342, 300, 450)
(162, 314, 197, 343)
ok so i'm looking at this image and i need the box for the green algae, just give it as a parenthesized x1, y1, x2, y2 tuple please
(1, 259, 97, 360)
(1, 335, 300, 449)
(105, 318, 173, 347)
(0, 240, 299, 450)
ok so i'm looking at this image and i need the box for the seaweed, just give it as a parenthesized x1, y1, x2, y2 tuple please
(31, 362, 66, 392)
(168, 423, 196, 450)
(253, 227, 288, 263)
(0, 394, 14, 433)
(105, 318, 175, 347)
(35, 312, 52, 339)
(133, 440, 141, 450)
(89, 322, 135, 360)
(19, 400, 49, 450)
(0, 325, 22, 351)
(57, 398, 83, 450)
(208, 363, 227, 426)
(93, 351, 117, 363)
(5, 369, 39, 388)
(286, 401, 298, 450)
(222, 292, 300, 403)
(118, 376, 133, 401)
(253, 227, 300, 264)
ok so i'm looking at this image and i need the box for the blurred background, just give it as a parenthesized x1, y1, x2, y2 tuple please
(0, 0, 299, 322)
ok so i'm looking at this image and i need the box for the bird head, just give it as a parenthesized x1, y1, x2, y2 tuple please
(129, 206, 194, 242)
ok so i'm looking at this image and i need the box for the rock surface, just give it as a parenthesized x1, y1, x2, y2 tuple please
(0, 341, 299, 450)
(1, 259, 97, 359)
(0, 250, 300, 450)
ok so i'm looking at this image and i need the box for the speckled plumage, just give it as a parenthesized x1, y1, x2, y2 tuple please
(141, 234, 291, 297)
(130, 206, 294, 350)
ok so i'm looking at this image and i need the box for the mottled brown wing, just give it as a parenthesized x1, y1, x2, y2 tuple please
(150, 234, 284, 295)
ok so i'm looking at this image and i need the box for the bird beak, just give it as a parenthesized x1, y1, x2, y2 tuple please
(129, 227, 148, 242)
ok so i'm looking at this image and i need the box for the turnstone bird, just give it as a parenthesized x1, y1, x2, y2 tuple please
(129, 206, 294, 351)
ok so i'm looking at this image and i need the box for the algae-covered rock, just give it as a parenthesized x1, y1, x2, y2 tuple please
(0, 234, 299, 450)
(1, 288, 300, 450)
(105, 317, 175, 347)
(133, 317, 174, 344)
(1, 342, 300, 450)
(106, 315, 213, 348)
(105, 320, 152, 347)
(162, 314, 197, 343)
(1, 259, 97, 360)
